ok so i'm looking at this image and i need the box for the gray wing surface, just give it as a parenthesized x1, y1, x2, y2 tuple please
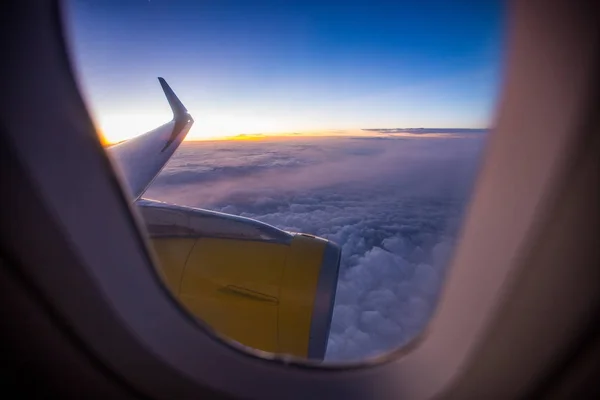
(108, 78, 194, 200)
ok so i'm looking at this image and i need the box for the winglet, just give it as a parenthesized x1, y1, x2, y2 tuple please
(158, 77, 191, 122)
(108, 78, 194, 201)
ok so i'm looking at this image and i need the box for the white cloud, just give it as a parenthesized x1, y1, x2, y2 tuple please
(145, 134, 486, 361)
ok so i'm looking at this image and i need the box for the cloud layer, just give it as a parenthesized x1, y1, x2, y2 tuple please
(144, 133, 486, 361)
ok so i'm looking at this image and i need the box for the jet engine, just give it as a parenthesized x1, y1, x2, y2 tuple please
(138, 199, 341, 360)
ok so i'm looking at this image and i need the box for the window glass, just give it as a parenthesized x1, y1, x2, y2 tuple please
(66, 0, 504, 362)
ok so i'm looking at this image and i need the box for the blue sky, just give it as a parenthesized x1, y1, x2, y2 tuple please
(66, 0, 504, 141)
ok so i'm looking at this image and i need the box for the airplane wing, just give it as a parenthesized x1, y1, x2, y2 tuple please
(108, 78, 194, 201)
(102, 78, 340, 360)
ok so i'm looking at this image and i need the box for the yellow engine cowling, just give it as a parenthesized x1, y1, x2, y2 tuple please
(137, 200, 341, 360)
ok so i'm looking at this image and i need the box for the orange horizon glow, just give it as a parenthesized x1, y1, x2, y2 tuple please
(99, 128, 475, 146)
(94, 111, 486, 146)
(94, 111, 375, 144)
(99, 128, 373, 145)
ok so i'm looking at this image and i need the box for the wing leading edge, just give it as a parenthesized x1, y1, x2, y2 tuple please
(108, 78, 194, 200)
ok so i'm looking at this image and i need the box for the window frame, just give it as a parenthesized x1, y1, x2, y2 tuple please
(1, 0, 599, 398)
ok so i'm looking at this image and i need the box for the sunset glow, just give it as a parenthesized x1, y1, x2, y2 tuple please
(97, 111, 330, 143)
(97, 109, 375, 144)
(68, 0, 502, 145)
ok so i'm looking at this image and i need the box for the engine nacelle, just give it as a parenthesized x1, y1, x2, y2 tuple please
(137, 199, 341, 360)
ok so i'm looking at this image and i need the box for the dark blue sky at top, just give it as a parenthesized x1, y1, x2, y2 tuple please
(67, 0, 505, 138)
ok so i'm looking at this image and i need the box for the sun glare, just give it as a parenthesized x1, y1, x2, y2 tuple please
(98, 113, 171, 144)
(98, 109, 354, 144)
(96, 109, 471, 145)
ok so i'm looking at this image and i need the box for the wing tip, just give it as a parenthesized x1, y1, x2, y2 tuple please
(157, 77, 190, 121)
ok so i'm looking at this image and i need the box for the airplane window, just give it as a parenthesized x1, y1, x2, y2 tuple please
(65, 0, 504, 362)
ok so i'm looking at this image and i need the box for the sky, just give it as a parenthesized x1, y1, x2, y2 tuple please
(140, 132, 487, 361)
(66, 0, 504, 143)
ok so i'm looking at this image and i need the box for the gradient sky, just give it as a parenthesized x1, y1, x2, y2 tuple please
(66, 0, 504, 142)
